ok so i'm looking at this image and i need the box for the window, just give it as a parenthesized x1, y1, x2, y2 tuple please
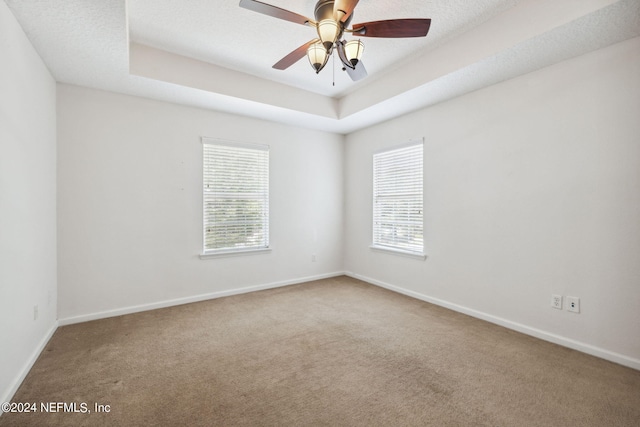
(372, 141, 424, 257)
(202, 138, 269, 256)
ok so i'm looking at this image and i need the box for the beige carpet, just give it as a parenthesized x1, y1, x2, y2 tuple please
(1, 276, 639, 426)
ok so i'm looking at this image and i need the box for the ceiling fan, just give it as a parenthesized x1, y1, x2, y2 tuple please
(239, 0, 431, 81)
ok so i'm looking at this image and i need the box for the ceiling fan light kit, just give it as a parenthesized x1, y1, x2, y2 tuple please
(239, 0, 431, 82)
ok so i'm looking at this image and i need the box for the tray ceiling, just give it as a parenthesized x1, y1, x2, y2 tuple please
(5, 0, 639, 133)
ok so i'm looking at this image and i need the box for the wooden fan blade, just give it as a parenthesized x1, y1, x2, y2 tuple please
(239, 0, 311, 26)
(344, 60, 367, 81)
(334, 0, 359, 23)
(273, 39, 319, 70)
(352, 19, 431, 38)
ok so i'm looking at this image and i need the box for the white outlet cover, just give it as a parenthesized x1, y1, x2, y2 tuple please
(567, 296, 580, 313)
(551, 294, 563, 310)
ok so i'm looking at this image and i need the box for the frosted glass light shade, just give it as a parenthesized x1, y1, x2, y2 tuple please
(307, 43, 329, 73)
(344, 40, 364, 67)
(317, 19, 340, 51)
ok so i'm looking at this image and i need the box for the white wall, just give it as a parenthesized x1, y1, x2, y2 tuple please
(57, 85, 344, 322)
(0, 1, 58, 404)
(3, 6, 638, 411)
(344, 37, 640, 368)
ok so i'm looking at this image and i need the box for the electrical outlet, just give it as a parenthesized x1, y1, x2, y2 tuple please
(551, 294, 562, 310)
(33, 305, 39, 320)
(567, 296, 580, 313)
(311, 254, 317, 262)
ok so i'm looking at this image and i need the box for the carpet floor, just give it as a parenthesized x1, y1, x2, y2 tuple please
(1, 276, 639, 426)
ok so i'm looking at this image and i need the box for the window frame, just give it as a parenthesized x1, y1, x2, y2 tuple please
(200, 137, 270, 259)
(371, 139, 426, 260)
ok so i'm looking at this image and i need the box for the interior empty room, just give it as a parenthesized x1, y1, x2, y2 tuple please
(1, 0, 639, 425)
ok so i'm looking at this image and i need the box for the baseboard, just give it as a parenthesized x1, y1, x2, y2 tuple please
(1, 321, 58, 414)
(345, 271, 640, 371)
(58, 271, 345, 326)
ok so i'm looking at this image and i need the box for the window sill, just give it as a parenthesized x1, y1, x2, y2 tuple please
(369, 245, 427, 260)
(199, 247, 272, 260)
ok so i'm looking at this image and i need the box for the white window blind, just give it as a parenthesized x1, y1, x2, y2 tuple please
(202, 139, 269, 255)
(373, 142, 424, 254)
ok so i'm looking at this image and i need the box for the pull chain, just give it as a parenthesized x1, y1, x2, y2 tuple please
(332, 50, 335, 86)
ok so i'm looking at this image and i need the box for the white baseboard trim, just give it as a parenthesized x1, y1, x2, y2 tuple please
(1, 321, 58, 414)
(345, 271, 640, 371)
(58, 271, 345, 326)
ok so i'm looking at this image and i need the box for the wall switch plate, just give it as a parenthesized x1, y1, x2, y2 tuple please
(551, 294, 562, 309)
(567, 296, 580, 313)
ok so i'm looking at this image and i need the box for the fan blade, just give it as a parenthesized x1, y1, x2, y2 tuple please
(352, 19, 431, 38)
(334, 0, 359, 23)
(344, 60, 367, 81)
(273, 39, 319, 70)
(239, 0, 311, 26)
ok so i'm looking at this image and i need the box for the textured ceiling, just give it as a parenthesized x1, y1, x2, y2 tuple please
(4, 0, 639, 134)
(128, 0, 520, 97)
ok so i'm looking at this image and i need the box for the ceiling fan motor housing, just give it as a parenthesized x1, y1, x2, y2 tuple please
(314, 0, 353, 28)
